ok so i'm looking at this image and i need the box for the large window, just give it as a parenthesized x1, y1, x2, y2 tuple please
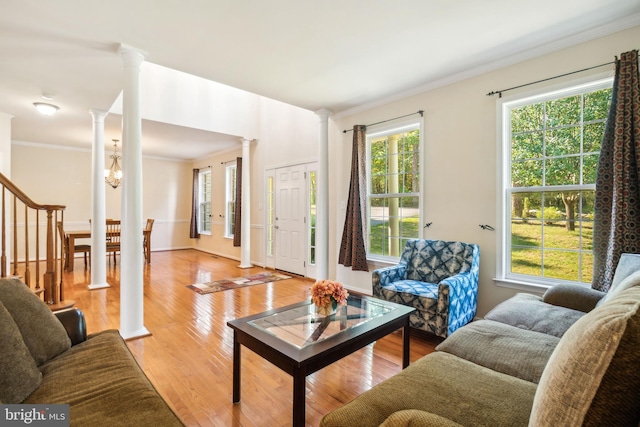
(198, 168, 211, 234)
(501, 79, 612, 286)
(367, 123, 421, 259)
(225, 164, 237, 238)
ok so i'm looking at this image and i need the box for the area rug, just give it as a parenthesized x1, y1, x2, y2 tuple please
(187, 272, 292, 294)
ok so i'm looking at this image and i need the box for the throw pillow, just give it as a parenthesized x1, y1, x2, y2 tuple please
(0, 278, 71, 365)
(0, 301, 42, 403)
(529, 286, 640, 426)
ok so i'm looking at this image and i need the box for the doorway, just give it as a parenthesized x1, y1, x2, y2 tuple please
(267, 162, 316, 276)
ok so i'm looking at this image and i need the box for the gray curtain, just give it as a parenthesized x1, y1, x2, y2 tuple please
(592, 50, 640, 291)
(189, 168, 200, 239)
(233, 157, 242, 247)
(338, 125, 369, 271)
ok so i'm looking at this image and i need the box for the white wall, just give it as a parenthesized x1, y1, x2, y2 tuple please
(329, 25, 639, 317)
(11, 142, 193, 255)
(191, 96, 318, 266)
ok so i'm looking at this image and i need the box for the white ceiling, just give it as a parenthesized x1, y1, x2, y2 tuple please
(1, 0, 639, 160)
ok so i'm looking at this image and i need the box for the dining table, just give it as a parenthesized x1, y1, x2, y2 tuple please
(66, 228, 151, 271)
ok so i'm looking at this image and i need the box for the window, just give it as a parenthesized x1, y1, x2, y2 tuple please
(198, 168, 211, 234)
(308, 170, 317, 265)
(225, 164, 237, 238)
(500, 79, 612, 286)
(367, 123, 421, 260)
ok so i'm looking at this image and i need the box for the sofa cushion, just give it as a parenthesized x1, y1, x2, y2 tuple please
(0, 278, 70, 365)
(529, 286, 640, 426)
(0, 301, 42, 403)
(436, 319, 559, 383)
(484, 293, 584, 337)
(24, 329, 184, 426)
(320, 351, 537, 427)
(380, 410, 464, 427)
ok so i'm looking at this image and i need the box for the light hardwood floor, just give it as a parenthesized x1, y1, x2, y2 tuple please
(58, 249, 440, 427)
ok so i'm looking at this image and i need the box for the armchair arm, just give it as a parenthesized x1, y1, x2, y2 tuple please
(54, 308, 87, 346)
(437, 271, 479, 336)
(372, 264, 407, 292)
(542, 284, 605, 313)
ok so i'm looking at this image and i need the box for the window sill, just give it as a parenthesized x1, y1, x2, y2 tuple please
(493, 277, 551, 295)
(366, 257, 399, 269)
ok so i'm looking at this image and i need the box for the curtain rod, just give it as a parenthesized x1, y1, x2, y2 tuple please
(220, 159, 236, 165)
(486, 60, 616, 98)
(343, 110, 424, 133)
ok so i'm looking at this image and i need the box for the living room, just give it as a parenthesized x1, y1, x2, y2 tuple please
(1, 2, 639, 426)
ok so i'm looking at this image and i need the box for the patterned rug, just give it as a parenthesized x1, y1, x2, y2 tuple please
(187, 272, 292, 294)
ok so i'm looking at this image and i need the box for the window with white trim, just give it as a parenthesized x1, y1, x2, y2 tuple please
(499, 79, 612, 286)
(308, 170, 317, 265)
(198, 168, 211, 234)
(225, 163, 237, 238)
(367, 123, 421, 260)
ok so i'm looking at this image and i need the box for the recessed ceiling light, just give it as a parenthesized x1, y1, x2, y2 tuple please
(33, 102, 59, 116)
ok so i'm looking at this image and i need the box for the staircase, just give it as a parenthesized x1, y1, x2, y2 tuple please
(0, 172, 72, 310)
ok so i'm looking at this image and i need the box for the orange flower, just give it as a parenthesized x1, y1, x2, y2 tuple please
(310, 280, 349, 307)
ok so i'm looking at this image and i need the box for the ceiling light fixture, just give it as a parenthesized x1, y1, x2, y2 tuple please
(33, 102, 59, 116)
(105, 139, 123, 189)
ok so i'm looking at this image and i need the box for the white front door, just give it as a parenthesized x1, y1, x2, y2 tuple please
(274, 165, 306, 276)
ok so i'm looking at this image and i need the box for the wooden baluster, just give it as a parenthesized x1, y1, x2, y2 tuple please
(57, 210, 63, 302)
(43, 210, 55, 305)
(24, 204, 30, 287)
(1, 187, 5, 278)
(35, 210, 40, 291)
(12, 195, 17, 276)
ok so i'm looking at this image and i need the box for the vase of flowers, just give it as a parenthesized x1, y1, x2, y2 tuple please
(311, 280, 349, 317)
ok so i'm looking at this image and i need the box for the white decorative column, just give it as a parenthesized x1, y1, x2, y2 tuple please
(239, 137, 252, 268)
(315, 109, 331, 280)
(118, 44, 149, 340)
(0, 113, 12, 272)
(88, 109, 109, 289)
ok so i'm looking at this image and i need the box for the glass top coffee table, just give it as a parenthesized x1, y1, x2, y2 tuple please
(227, 294, 415, 427)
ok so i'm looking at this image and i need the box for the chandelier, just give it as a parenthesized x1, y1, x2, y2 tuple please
(105, 139, 122, 189)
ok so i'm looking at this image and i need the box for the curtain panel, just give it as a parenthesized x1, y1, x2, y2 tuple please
(233, 157, 242, 247)
(189, 168, 200, 239)
(338, 125, 369, 272)
(592, 50, 640, 291)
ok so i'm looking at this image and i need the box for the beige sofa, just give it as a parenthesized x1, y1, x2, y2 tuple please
(0, 278, 184, 426)
(321, 257, 640, 426)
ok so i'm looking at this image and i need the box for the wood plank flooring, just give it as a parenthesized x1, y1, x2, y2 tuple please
(58, 249, 441, 427)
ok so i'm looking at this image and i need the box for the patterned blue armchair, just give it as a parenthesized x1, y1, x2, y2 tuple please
(372, 239, 480, 338)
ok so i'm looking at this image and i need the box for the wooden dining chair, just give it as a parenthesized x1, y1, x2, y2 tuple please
(106, 219, 121, 264)
(144, 219, 154, 264)
(57, 221, 91, 270)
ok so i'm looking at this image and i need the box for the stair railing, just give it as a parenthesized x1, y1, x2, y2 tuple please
(0, 172, 71, 310)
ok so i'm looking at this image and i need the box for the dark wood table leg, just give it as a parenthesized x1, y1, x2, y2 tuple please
(402, 320, 411, 368)
(232, 332, 241, 403)
(292, 367, 306, 427)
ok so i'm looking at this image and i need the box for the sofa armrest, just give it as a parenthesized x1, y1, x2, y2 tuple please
(542, 284, 605, 313)
(372, 265, 407, 291)
(54, 308, 87, 346)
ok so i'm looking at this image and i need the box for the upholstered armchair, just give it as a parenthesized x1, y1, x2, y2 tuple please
(373, 239, 480, 338)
